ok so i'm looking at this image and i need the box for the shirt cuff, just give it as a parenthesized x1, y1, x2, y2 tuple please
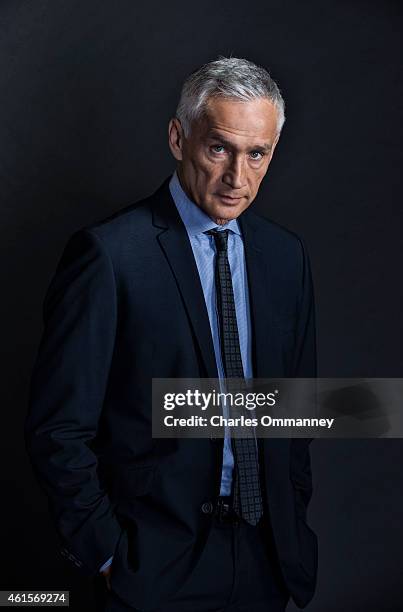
(99, 555, 113, 573)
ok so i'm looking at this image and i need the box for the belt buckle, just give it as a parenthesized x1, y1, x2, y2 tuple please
(216, 497, 231, 522)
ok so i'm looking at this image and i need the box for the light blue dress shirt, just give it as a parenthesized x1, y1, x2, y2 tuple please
(99, 170, 253, 573)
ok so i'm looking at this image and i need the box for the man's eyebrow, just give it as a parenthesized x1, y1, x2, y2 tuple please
(207, 131, 272, 151)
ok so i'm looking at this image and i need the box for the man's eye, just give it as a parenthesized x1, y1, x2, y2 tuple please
(211, 145, 226, 154)
(249, 151, 263, 160)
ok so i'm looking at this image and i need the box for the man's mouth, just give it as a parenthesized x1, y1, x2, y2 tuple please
(216, 193, 244, 204)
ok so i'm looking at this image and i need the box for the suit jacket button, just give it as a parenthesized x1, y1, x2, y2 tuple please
(201, 502, 213, 514)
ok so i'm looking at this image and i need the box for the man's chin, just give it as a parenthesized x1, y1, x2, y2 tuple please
(206, 200, 248, 223)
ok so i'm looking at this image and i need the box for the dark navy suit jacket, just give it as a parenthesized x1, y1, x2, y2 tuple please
(25, 175, 318, 610)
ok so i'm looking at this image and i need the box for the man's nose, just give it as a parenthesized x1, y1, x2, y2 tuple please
(222, 156, 247, 189)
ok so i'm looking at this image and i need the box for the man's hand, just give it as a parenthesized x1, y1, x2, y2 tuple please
(100, 564, 112, 591)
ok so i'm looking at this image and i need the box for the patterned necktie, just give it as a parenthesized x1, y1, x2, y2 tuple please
(208, 228, 263, 526)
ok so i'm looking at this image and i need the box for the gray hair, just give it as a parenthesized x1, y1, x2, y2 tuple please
(175, 56, 285, 137)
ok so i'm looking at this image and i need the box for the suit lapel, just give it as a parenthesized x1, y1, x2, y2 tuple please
(238, 210, 291, 481)
(150, 176, 218, 379)
(238, 210, 274, 379)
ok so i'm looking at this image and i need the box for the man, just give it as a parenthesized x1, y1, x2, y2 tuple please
(25, 57, 318, 611)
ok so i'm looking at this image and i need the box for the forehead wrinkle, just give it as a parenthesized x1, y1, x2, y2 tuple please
(207, 127, 272, 151)
(203, 98, 276, 134)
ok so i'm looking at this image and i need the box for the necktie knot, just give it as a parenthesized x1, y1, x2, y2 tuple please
(206, 229, 229, 253)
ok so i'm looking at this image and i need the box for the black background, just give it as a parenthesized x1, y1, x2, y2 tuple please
(1, 1, 402, 610)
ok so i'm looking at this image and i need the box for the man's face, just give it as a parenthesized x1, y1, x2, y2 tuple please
(168, 96, 280, 224)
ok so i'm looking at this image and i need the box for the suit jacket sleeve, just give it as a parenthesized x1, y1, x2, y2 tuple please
(290, 236, 317, 517)
(24, 228, 122, 576)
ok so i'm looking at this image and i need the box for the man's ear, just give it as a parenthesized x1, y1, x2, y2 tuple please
(168, 117, 184, 161)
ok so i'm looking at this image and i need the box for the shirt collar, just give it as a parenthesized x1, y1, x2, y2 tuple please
(169, 170, 241, 237)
